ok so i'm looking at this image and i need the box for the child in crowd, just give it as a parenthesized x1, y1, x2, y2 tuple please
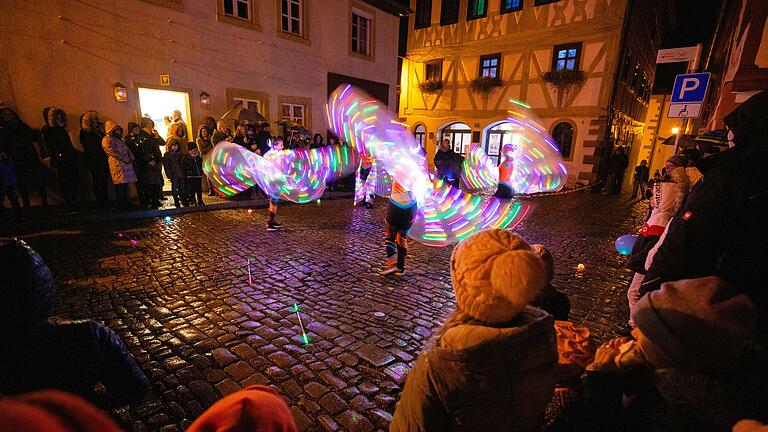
(183, 142, 205, 206)
(390, 229, 557, 431)
(494, 143, 517, 199)
(163, 140, 187, 208)
(530, 244, 571, 321)
(265, 138, 284, 231)
(0, 151, 20, 213)
(380, 180, 417, 276)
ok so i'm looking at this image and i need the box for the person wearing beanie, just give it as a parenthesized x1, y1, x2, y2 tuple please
(529, 244, 571, 321)
(186, 385, 298, 432)
(390, 229, 558, 431)
(183, 142, 205, 206)
(581, 277, 768, 432)
(641, 90, 768, 345)
(0, 390, 122, 432)
(102, 121, 137, 209)
(0, 239, 149, 407)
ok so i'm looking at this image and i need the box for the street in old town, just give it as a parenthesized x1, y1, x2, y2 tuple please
(18, 192, 646, 431)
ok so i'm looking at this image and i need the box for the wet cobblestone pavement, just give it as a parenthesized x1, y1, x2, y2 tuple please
(19, 191, 647, 431)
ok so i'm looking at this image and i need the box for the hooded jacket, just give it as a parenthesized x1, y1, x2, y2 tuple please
(642, 90, 768, 343)
(79, 112, 107, 166)
(102, 134, 137, 184)
(43, 108, 78, 168)
(0, 240, 148, 408)
(196, 125, 213, 155)
(390, 307, 557, 432)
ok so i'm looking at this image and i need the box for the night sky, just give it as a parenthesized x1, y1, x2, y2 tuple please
(653, 0, 724, 92)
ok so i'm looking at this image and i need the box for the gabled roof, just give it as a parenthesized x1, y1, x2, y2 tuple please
(361, 0, 412, 16)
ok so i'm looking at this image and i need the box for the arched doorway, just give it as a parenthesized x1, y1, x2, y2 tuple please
(551, 121, 574, 158)
(439, 122, 471, 156)
(484, 122, 518, 165)
(414, 124, 426, 149)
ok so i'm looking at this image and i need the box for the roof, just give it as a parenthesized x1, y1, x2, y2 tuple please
(361, 0, 412, 16)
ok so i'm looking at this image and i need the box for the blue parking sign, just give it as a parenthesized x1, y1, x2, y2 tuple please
(671, 73, 711, 103)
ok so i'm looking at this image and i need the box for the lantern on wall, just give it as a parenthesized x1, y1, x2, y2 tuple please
(200, 91, 211, 109)
(113, 82, 128, 102)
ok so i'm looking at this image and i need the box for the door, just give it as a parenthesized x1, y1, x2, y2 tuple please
(137, 87, 193, 146)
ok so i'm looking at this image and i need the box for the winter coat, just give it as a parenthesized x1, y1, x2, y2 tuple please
(581, 367, 768, 432)
(196, 126, 213, 156)
(163, 149, 185, 180)
(641, 90, 768, 343)
(607, 152, 629, 175)
(43, 125, 78, 169)
(634, 165, 649, 183)
(166, 122, 189, 154)
(255, 130, 272, 155)
(0, 109, 39, 172)
(183, 153, 203, 178)
(434, 148, 463, 181)
(79, 114, 108, 167)
(125, 133, 145, 180)
(137, 130, 164, 185)
(390, 307, 557, 432)
(211, 129, 231, 147)
(0, 158, 17, 187)
(0, 241, 148, 408)
(101, 135, 137, 184)
(628, 168, 689, 274)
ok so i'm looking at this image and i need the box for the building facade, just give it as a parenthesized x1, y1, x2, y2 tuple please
(398, 0, 667, 184)
(0, 0, 405, 142)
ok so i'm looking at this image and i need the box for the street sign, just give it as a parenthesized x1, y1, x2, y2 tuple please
(667, 72, 710, 118)
(656, 46, 699, 64)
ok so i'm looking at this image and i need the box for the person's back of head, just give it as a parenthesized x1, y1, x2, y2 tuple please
(724, 90, 768, 149)
(0, 239, 55, 334)
(186, 385, 298, 432)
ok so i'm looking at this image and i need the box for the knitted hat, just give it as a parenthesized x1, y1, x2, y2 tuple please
(186, 385, 298, 432)
(666, 154, 687, 168)
(634, 277, 757, 372)
(104, 120, 119, 134)
(451, 229, 546, 323)
(0, 390, 122, 432)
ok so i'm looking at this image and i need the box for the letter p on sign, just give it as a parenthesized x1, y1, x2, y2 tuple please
(671, 73, 710, 104)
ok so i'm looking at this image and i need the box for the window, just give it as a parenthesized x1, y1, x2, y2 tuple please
(479, 53, 501, 78)
(552, 42, 581, 70)
(552, 122, 573, 158)
(352, 10, 372, 56)
(281, 103, 305, 125)
(467, 0, 487, 20)
(440, 122, 472, 156)
(233, 97, 262, 113)
(425, 59, 443, 82)
(500, 0, 522, 13)
(415, 0, 432, 29)
(280, 0, 302, 35)
(534, 0, 560, 5)
(440, 0, 459, 26)
(224, 0, 249, 19)
(414, 125, 426, 149)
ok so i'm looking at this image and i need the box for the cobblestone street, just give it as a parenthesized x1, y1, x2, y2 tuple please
(19, 191, 647, 432)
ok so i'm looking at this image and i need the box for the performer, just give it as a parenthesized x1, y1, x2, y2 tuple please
(494, 144, 516, 199)
(380, 180, 417, 276)
(358, 154, 375, 208)
(265, 138, 284, 231)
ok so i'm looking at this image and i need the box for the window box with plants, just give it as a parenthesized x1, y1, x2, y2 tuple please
(469, 76, 504, 95)
(419, 80, 444, 94)
(543, 69, 586, 106)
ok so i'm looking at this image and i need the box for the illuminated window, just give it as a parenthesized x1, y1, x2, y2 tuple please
(467, 0, 487, 20)
(224, 0, 249, 19)
(500, 0, 522, 13)
(479, 53, 501, 78)
(425, 59, 443, 82)
(552, 42, 581, 70)
(414, 124, 426, 149)
(415, 0, 432, 29)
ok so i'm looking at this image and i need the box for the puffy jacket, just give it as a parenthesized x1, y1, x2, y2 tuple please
(390, 307, 557, 432)
(163, 149, 185, 179)
(102, 135, 137, 184)
(0, 239, 148, 408)
(642, 90, 768, 343)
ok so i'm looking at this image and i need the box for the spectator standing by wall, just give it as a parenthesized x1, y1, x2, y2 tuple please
(0, 107, 47, 207)
(124, 122, 146, 208)
(44, 108, 79, 206)
(603, 147, 628, 195)
(434, 139, 462, 187)
(0, 149, 21, 214)
(183, 142, 204, 206)
(137, 117, 164, 209)
(311, 133, 323, 149)
(101, 121, 137, 209)
(80, 111, 110, 206)
(163, 140, 187, 208)
(211, 120, 233, 147)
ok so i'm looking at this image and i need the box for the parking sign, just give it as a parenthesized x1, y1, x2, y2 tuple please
(668, 72, 710, 118)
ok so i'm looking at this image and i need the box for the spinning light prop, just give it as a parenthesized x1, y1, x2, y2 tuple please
(327, 85, 533, 246)
(203, 142, 358, 204)
(354, 159, 393, 205)
(461, 100, 568, 195)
